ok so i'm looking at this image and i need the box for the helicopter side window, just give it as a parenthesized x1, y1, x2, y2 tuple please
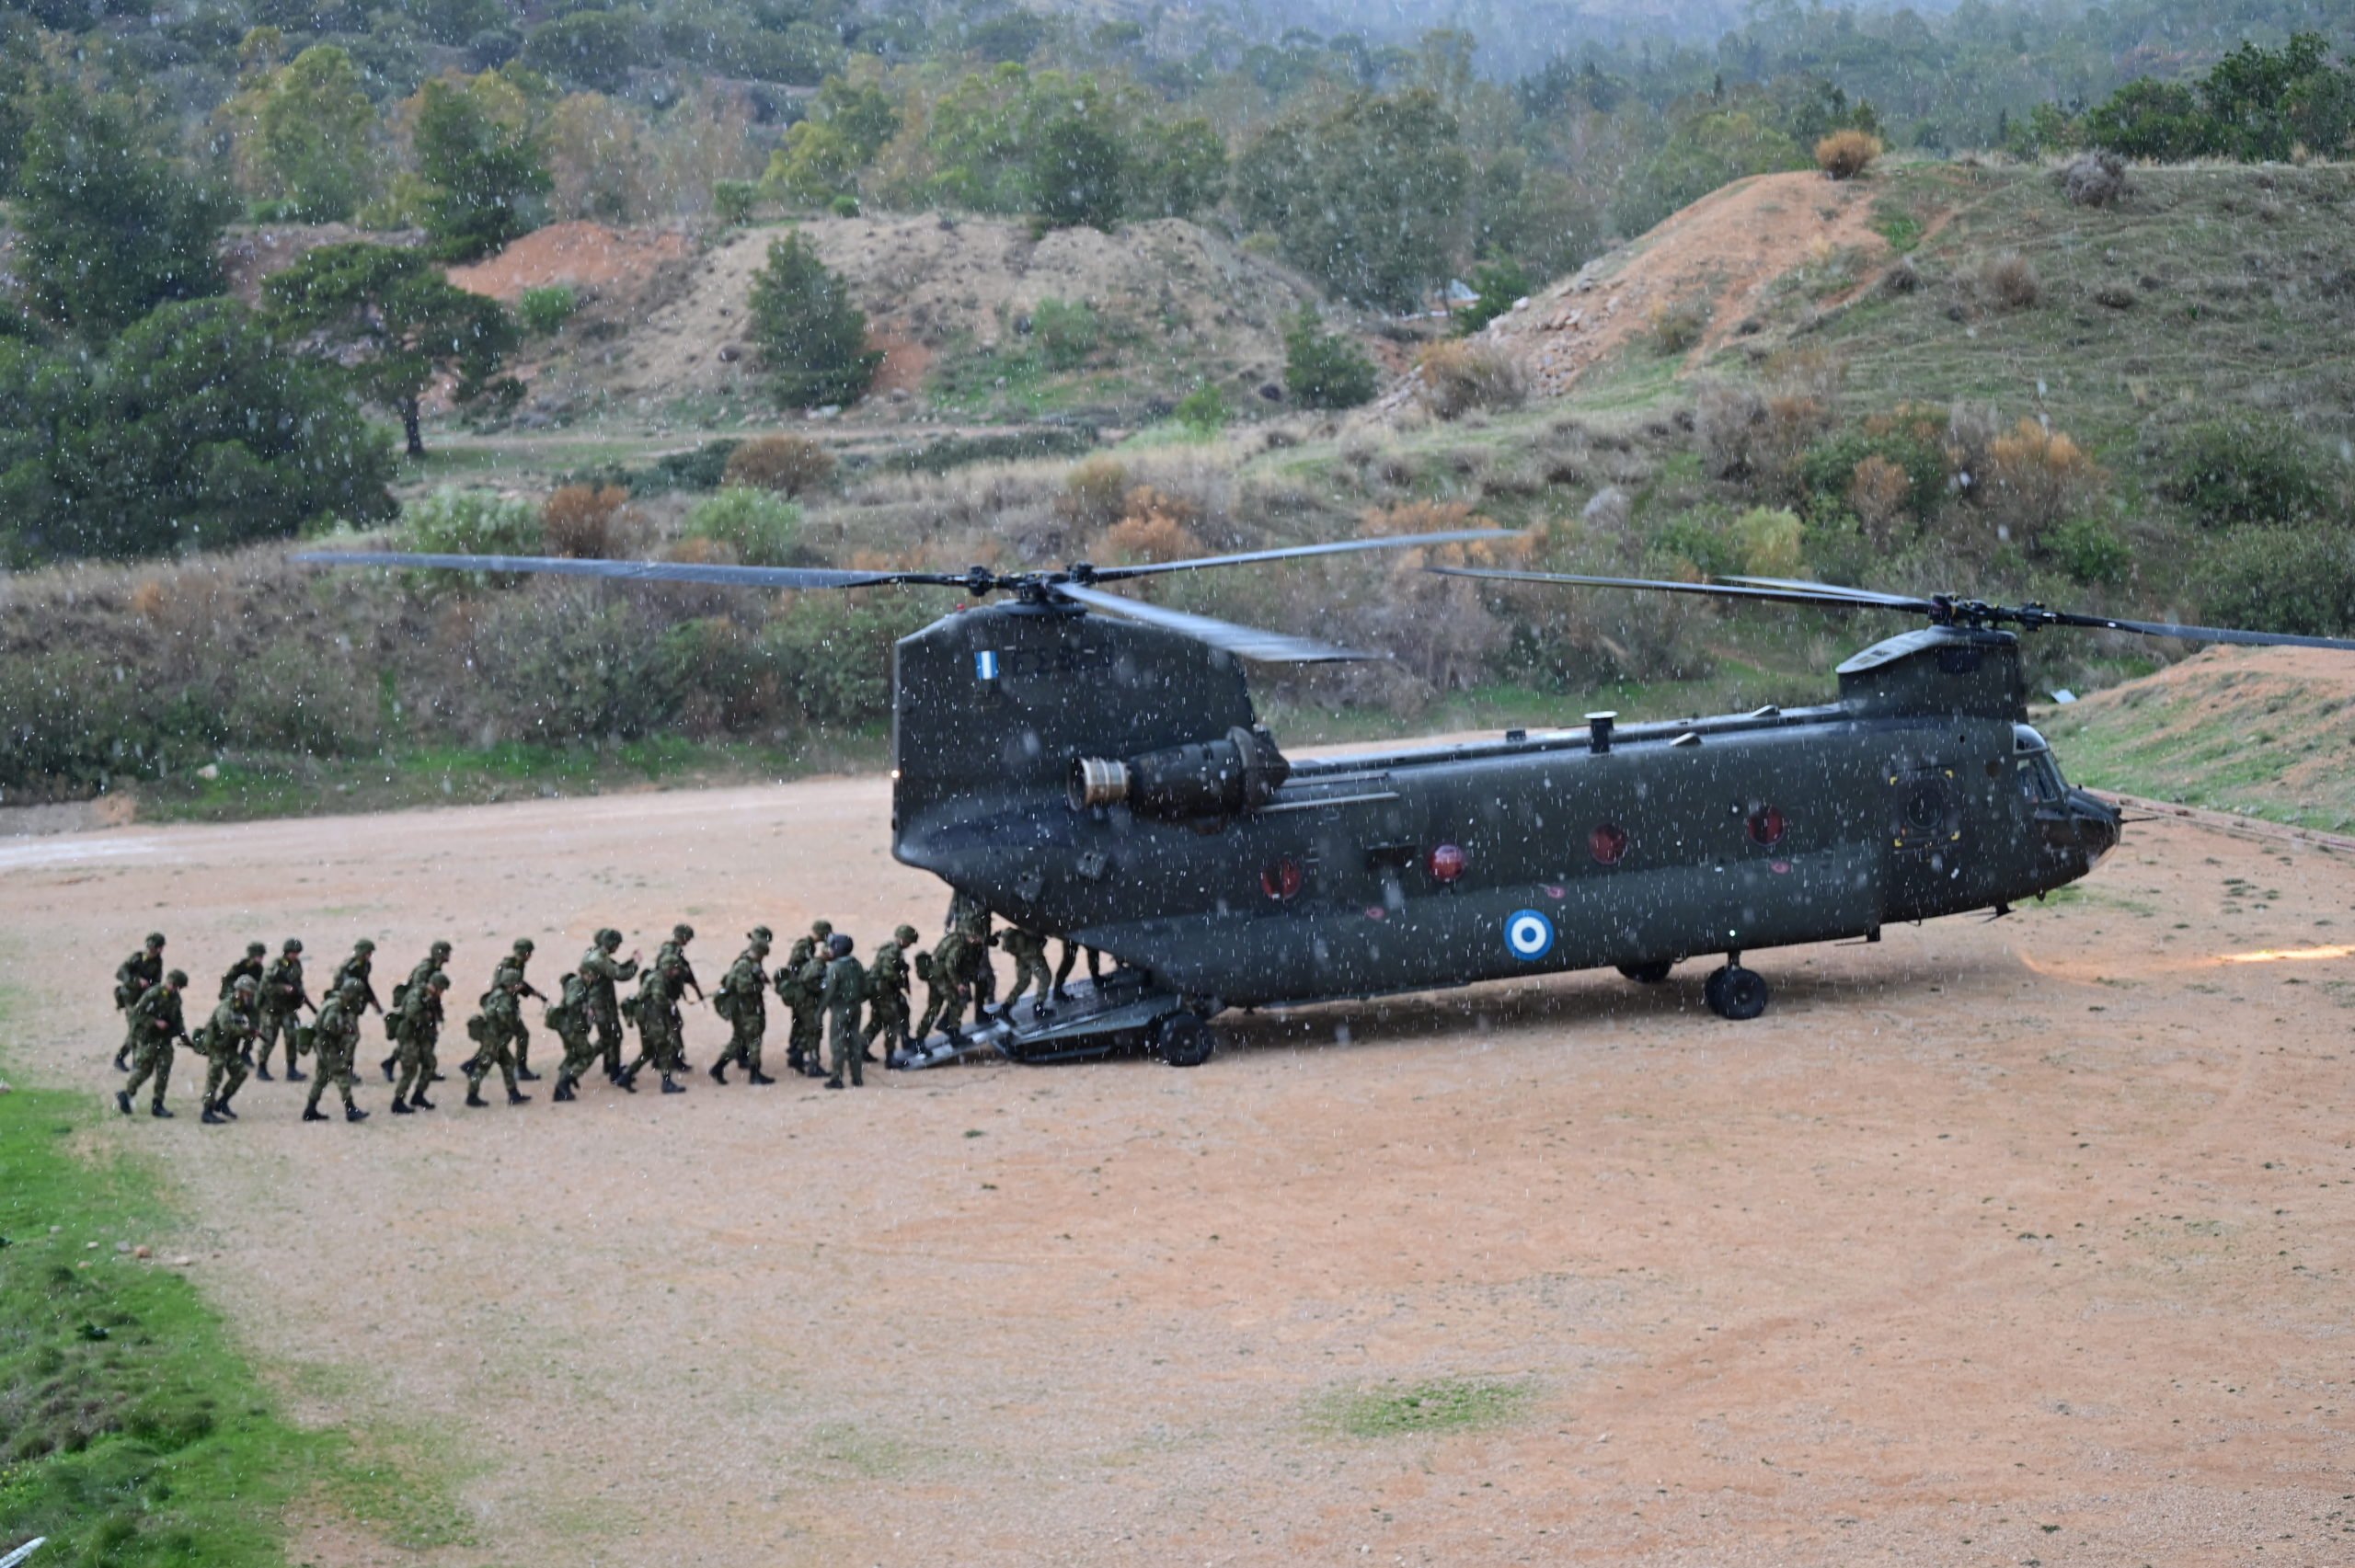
(2016, 757, 2065, 805)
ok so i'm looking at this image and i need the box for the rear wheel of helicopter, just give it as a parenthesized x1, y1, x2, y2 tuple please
(1616, 959, 1675, 985)
(1703, 963, 1769, 1021)
(1155, 1012, 1214, 1068)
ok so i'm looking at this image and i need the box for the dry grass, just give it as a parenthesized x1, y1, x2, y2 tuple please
(723, 434, 836, 496)
(1847, 454, 1913, 541)
(1815, 131, 1883, 181)
(1414, 341, 1528, 420)
(1969, 251, 2041, 311)
(1981, 418, 2105, 549)
(543, 485, 635, 559)
(1053, 457, 1132, 532)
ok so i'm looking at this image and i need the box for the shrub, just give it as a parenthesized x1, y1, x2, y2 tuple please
(2059, 152, 2127, 208)
(1800, 421, 1948, 524)
(1283, 308, 1380, 410)
(403, 487, 543, 587)
(1970, 252, 2040, 311)
(1729, 506, 1806, 577)
(542, 484, 631, 558)
(1055, 458, 1132, 531)
(1648, 298, 1709, 354)
(1846, 455, 1913, 540)
(2202, 527, 2355, 638)
(1814, 130, 1883, 179)
(1414, 341, 1527, 419)
(1981, 418, 2105, 551)
(1175, 383, 1229, 435)
(685, 486, 806, 567)
(723, 433, 836, 496)
(518, 284, 578, 336)
(746, 231, 882, 408)
(2046, 514, 2134, 586)
(1029, 297, 1099, 371)
(2161, 418, 2335, 528)
(830, 193, 860, 218)
(1087, 509, 1206, 567)
(757, 596, 917, 728)
(713, 178, 758, 226)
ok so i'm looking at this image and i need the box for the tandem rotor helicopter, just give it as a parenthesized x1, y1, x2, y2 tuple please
(300, 529, 2355, 1069)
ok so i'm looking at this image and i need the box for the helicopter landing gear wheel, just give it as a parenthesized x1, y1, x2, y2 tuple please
(1617, 959, 1675, 985)
(1155, 1012, 1214, 1068)
(1703, 962, 1769, 1021)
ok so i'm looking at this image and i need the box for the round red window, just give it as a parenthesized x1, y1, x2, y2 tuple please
(1261, 859, 1304, 901)
(1427, 842, 1468, 883)
(1590, 823, 1629, 865)
(1747, 805, 1787, 848)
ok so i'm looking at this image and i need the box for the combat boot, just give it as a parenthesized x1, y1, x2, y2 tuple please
(465, 1083, 487, 1108)
(114, 1089, 132, 1116)
(517, 1067, 541, 1082)
(660, 1074, 685, 1094)
(411, 1093, 435, 1111)
(113, 1049, 129, 1072)
(285, 1067, 307, 1082)
(506, 1089, 530, 1105)
(749, 1070, 776, 1085)
(380, 1056, 397, 1082)
(255, 1061, 273, 1082)
(216, 1095, 240, 1119)
(149, 1102, 173, 1118)
(390, 1097, 412, 1115)
(302, 1106, 327, 1122)
(345, 1104, 368, 1123)
(551, 1077, 575, 1103)
(823, 1076, 844, 1090)
(200, 1101, 224, 1126)
(708, 1062, 729, 1085)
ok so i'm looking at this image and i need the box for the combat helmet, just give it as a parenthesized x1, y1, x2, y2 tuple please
(749, 924, 774, 944)
(352, 937, 375, 954)
(245, 940, 267, 956)
(671, 923, 695, 944)
(283, 937, 304, 954)
(145, 932, 167, 949)
(234, 974, 259, 994)
(828, 933, 854, 957)
(339, 976, 365, 998)
(894, 924, 919, 946)
(428, 973, 451, 990)
(166, 968, 189, 987)
(810, 919, 833, 939)
(597, 929, 623, 951)
(512, 937, 535, 955)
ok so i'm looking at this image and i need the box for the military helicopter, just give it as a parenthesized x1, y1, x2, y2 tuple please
(299, 534, 2355, 1069)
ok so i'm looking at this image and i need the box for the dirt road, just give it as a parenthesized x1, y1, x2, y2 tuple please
(6, 776, 2351, 1565)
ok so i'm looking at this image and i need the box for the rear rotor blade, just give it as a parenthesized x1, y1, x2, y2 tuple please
(1428, 565, 1889, 610)
(1087, 529, 1516, 582)
(293, 550, 966, 590)
(1719, 575, 1940, 612)
(1051, 581, 1375, 662)
(2041, 608, 2355, 652)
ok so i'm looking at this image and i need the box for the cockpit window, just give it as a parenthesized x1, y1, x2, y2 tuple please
(2017, 754, 2067, 804)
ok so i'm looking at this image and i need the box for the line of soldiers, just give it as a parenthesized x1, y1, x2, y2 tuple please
(109, 904, 1108, 1123)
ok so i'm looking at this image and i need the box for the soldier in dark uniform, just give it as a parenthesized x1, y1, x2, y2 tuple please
(383, 939, 453, 1082)
(820, 933, 866, 1090)
(1051, 938, 1104, 1006)
(333, 938, 384, 1016)
(255, 938, 314, 1081)
(580, 929, 640, 1081)
(655, 923, 701, 1070)
(118, 969, 190, 1118)
(390, 973, 451, 1114)
(303, 977, 369, 1123)
(112, 932, 167, 1071)
(219, 941, 268, 1001)
(198, 975, 260, 1125)
(711, 927, 775, 1085)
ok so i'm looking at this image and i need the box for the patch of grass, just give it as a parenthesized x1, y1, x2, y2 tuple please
(1870, 203, 1925, 254)
(1310, 1376, 1536, 1439)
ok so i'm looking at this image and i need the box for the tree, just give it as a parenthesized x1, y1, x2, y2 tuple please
(268, 243, 520, 456)
(2082, 77, 2215, 159)
(520, 11, 637, 94)
(745, 232, 880, 408)
(413, 72, 552, 261)
(0, 299, 397, 562)
(1030, 111, 1125, 230)
(1282, 308, 1379, 409)
(255, 45, 377, 221)
(1127, 117, 1225, 219)
(13, 83, 231, 338)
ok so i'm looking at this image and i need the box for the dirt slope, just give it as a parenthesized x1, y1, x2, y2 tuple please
(6, 752, 2354, 1565)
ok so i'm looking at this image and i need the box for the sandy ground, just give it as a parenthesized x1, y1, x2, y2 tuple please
(6, 773, 2354, 1566)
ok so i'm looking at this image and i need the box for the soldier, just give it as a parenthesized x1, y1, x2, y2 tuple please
(915, 921, 972, 1047)
(302, 977, 369, 1123)
(656, 923, 702, 1070)
(255, 938, 314, 1082)
(820, 933, 867, 1090)
(116, 968, 190, 1118)
(333, 938, 384, 1016)
(464, 966, 532, 1108)
(957, 900, 998, 1017)
(711, 927, 775, 1086)
(621, 955, 688, 1094)
(1051, 938, 1103, 1005)
(775, 921, 832, 1078)
(197, 975, 260, 1125)
(382, 939, 453, 1082)
(111, 932, 166, 1071)
(547, 967, 602, 1103)
(999, 924, 1051, 1022)
(580, 929, 640, 1082)
(219, 940, 268, 1000)
(501, 937, 549, 1082)
(864, 924, 918, 1061)
(389, 973, 451, 1114)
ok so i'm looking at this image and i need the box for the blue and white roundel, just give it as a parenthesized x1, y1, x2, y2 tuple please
(1504, 909, 1555, 961)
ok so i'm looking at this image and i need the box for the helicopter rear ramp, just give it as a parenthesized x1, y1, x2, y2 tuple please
(888, 968, 1181, 1070)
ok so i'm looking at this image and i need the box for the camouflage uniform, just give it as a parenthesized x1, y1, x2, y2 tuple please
(775, 920, 833, 1077)
(112, 934, 166, 1071)
(819, 936, 867, 1088)
(465, 967, 530, 1106)
(382, 940, 452, 1082)
(711, 929, 774, 1085)
(1052, 939, 1103, 1002)
(999, 926, 1051, 1019)
(500, 939, 548, 1081)
(118, 972, 190, 1117)
(303, 979, 368, 1122)
(390, 974, 450, 1112)
(622, 959, 688, 1093)
(580, 931, 639, 1080)
(548, 972, 601, 1102)
(333, 940, 383, 1017)
(256, 941, 313, 1081)
(655, 924, 701, 1070)
(864, 925, 917, 1059)
(198, 980, 258, 1124)
(218, 942, 267, 1001)
(915, 924, 971, 1045)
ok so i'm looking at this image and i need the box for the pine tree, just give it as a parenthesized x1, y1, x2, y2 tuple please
(746, 233, 881, 409)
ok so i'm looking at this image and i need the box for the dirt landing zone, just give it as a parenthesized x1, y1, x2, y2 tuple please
(6, 777, 2352, 1565)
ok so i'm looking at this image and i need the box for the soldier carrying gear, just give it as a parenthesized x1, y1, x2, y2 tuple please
(548, 969, 601, 1103)
(384, 939, 455, 1081)
(112, 932, 167, 1071)
(502, 937, 548, 1082)
(1052, 938, 1104, 1006)
(864, 925, 918, 1061)
(256, 938, 314, 1082)
(580, 928, 640, 1082)
(303, 976, 370, 1124)
(711, 930, 775, 1086)
(775, 923, 832, 1077)
(620, 957, 689, 1094)
(820, 933, 867, 1090)
(465, 967, 533, 1108)
(956, 899, 998, 1015)
(220, 941, 268, 1001)
(916, 922, 972, 1047)
(118, 969, 191, 1119)
(658, 923, 703, 1002)
(999, 925, 1052, 1022)
(334, 938, 385, 1016)
(390, 973, 452, 1114)
(199, 975, 260, 1125)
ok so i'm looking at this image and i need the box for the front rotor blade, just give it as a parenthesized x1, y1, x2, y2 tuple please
(1052, 581, 1375, 662)
(1718, 575, 1941, 611)
(1086, 528, 1517, 582)
(1428, 565, 1889, 610)
(293, 550, 966, 590)
(2044, 608, 2355, 652)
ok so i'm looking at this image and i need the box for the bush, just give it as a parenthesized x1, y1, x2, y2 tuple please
(2059, 152, 2127, 208)
(1814, 130, 1882, 179)
(1729, 506, 1806, 576)
(2203, 527, 2355, 637)
(713, 178, 759, 226)
(2046, 514, 2134, 586)
(1799, 420, 1948, 525)
(402, 487, 544, 587)
(1175, 383, 1229, 435)
(746, 231, 882, 409)
(1648, 298, 1710, 354)
(1981, 418, 2105, 551)
(518, 284, 578, 336)
(830, 193, 861, 218)
(2161, 418, 2336, 528)
(542, 484, 631, 558)
(1283, 308, 1380, 410)
(723, 433, 836, 496)
(1415, 341, 1527, 419)
(685, 486, 806, 567)
(1970, 252, 2040, 311)
(1029, 297, 1100, 371)
(1055, 458, 1132, 531)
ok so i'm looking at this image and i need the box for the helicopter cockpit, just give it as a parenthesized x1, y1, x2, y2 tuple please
(2012, 723, 2069, 805)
